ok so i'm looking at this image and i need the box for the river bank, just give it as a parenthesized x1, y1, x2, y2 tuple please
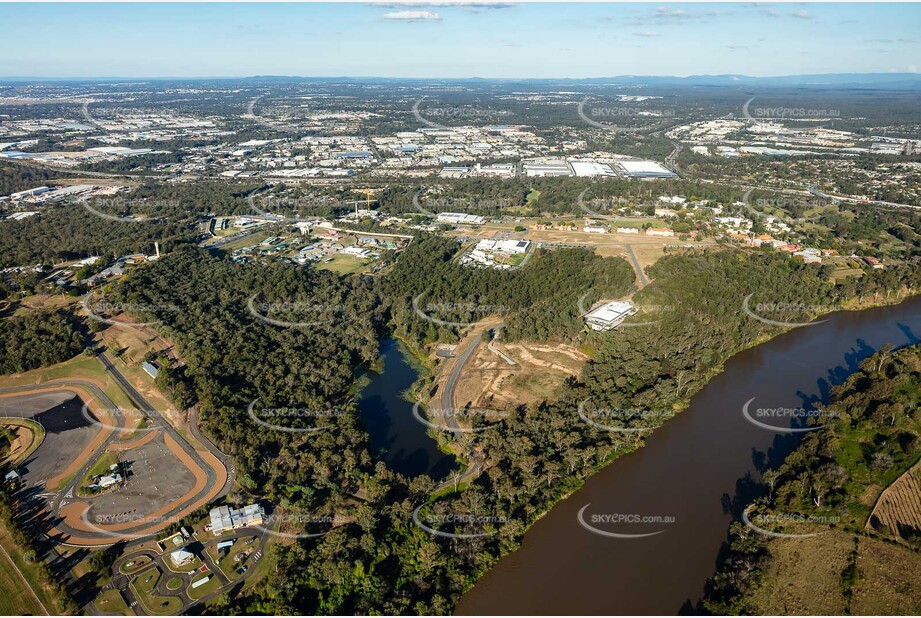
(457, 293, 921, 615)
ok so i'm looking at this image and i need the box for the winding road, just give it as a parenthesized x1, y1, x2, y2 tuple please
(2, 353, 231, 546)
(432, 328, 489, 493)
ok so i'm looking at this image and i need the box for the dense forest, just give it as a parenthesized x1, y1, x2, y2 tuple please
(99, 238, 920, 614)
(0, 309, 87, 374)
(0, 163, 67, 196)
(704, 343, 921, 615)
(0, 204, 194, 266)
(381, 235, 636, 344)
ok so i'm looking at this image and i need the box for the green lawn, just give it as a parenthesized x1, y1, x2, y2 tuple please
(132, 566, 161, 595)
(0, 546, 46, 615)
(187, 573, 222, 600)
(0, 522, 58, 614)
(95, 588, 133, 615)
(79, 451, 120, 494)
(315, 253, 369, 275)
(119, 555, 154, 575)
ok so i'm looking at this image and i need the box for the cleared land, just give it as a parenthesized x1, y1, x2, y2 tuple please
(746, 531, 921, 615)
(451, 336, 587, 413)
(869, 459, 921, 538)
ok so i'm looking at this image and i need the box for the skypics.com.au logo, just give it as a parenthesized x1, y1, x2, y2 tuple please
(741, 398, 837, 433)
(577, 99, 675, 133)
(82, 293, 179, 329)
(246, 399, 348, 434)
(741, 294, 841, 329)
(412, 403, 510, 433)
(577, 399, 669, 433)
(412, 97, 495, 130)
(577, 504, 675, 539)
(247, 296, 345, 329)
(742, 97, 840, 123)
(412, 294, 509, 328)
(742, 504, 840, 539)
(412, 505, 508, 539)
(739, 189, 823, 225)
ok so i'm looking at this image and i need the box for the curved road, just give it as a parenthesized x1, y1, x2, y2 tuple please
(102, 525, 270, 615)
(432, 329, 489, 493)
(2, 353, 232, 545)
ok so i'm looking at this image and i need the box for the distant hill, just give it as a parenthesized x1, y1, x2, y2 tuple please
(3, 73, 921, 90)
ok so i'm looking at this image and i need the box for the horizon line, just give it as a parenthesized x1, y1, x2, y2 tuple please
(2, 71, 921, 82)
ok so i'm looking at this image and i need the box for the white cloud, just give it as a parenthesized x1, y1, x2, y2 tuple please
(633, 31, 661, 38)
(790, 11, 812, 20)
(655, 7, 687, 17)
(381, 10, 442, 21)
(376, 2, 514, 9)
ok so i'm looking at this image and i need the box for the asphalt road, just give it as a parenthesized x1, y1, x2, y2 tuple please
(433, 330, 488, 493)
(2, 353, 232, 545)
(100, 525, 270, 616)
(624, 244, 649, 288)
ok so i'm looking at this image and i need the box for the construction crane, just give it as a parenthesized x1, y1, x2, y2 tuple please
(352, 188, 377, 215)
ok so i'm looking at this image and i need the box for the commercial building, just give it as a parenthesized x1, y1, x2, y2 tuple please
(585, 301, 638, 331)
(436, 212, 486, 225)
(475, 238, 530, 254)
(209, 503, 265, 535)
(569, 160, 617, 177)
(616, 160, 677, 178)
(523, 159, 573, 177)
(9, 186, 52, 200)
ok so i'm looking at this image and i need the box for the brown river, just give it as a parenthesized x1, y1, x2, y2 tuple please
(457, 295, 921, 615)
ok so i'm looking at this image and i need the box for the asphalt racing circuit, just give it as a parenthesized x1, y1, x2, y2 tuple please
(0, 353, 231, 547)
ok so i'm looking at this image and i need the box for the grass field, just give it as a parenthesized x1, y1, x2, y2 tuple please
(745, 530, 921, 615)
(0, 544, 46, 615)
(132, 566, 162, 595)
(95, 588, 133, 615)
(165, 576, 182, 590)
(315, 253, 368, 275)
(0, 523, 51, 615)
(0, 353, 136, 412)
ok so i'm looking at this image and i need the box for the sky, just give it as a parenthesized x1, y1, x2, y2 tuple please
(0, 2, 918, 78)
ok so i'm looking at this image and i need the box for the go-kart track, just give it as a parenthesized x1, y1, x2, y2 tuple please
(0, 353, 232, 547)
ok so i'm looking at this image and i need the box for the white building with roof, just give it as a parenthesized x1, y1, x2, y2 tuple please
(169, 548, 195, 567)
(616, 160, 676, 178)
(585, 301, 638, 331)
(436, 212, 486, 225)
(209, 503, 265, 535)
